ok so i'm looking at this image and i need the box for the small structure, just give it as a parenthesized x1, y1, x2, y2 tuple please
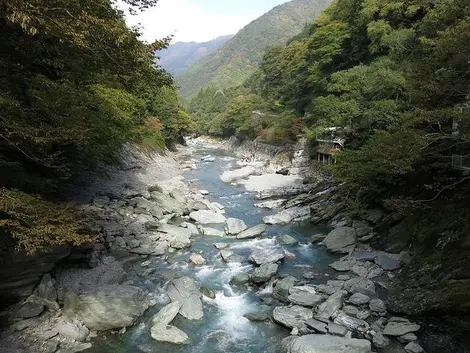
(314, 127, 346, 165)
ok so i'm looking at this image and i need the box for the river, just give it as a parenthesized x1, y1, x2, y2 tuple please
(85, 147, 338, 353)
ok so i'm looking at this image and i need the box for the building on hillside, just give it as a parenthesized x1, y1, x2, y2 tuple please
(314, 127, 346, 165)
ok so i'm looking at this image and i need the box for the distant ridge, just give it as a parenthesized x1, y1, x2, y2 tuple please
(157, 35, 234, 76)
(177, 0, 332, 99)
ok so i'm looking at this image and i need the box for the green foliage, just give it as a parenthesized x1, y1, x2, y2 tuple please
(177, 0, 333, 99)
(0, 188, 95, 254)
(0, 0, 194, 253)
(191, 0, 470, 245)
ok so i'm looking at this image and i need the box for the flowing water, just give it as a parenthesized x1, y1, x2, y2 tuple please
(85, 148, 338, 353)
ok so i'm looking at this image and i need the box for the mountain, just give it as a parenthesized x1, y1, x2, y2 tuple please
(177, 0, 332, 99)
(157, 35, 234, 76)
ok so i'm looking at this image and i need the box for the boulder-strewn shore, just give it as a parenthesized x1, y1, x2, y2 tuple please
(0, 137, 457, 353)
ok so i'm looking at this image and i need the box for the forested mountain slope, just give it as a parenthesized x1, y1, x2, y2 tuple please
(190, 0, 470, 329)
(177, 0, 332, 98)
(0, 0, 195, 254)
(158, 35, 233, 76)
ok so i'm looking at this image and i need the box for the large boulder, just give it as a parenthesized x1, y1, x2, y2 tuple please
(273, 276, 297, 302)
(383, 318, 421, 336)
(273, 305, 313, 329)
(323, 227, 357, 254)
(316, 290, 347, 319)
(63, 285, 149, 330)
(225, 218, 248, 235)
(166, 277, 203, 320)
(150, 325, 190, 345)
(38, 274, 57, 302)
(189, 210, 226, 225)
(249, 248, 285, 265)
(252, 263, 278, 283)
(150, 301, 189, 344)
(263, 206, 310, 225)
(288, 286, 324, 307)
(236, 224, 267, 239)
(281, 334, 372, 353)
(344, 278, 376, 297)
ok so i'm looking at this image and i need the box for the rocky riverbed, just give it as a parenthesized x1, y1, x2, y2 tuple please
(0, 138, 427, 353)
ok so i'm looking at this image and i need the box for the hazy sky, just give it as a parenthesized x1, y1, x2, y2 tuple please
(122, 0, 289, 43)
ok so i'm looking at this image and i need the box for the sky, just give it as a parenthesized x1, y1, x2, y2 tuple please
(121, 0, 289, 43)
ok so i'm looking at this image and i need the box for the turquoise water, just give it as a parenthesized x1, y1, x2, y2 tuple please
(85, 149, 337, 353)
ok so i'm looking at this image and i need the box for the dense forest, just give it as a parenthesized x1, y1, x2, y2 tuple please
(177, 0, 332, 99)
(190, 0, 470, 244)
(0, 0, 195, 254)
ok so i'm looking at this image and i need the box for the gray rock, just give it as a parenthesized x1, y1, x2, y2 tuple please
(344, 278, 376, 296)
(220, 249, 239, 263)
(348, 293, 371, 306)
(12, 318, 38, 331)
(311, 233, 327, 242)
(170, 189, 187, 204)
(230, 273, 250, 285)
(372, 331, 390, 349)
(38, 274, 57, 302)
(252, 263, 278, 283)
(254, 199, 287, 209)
(357, 310, 371, 320)
(189, 210, 226, 225)
(189, 254, 205, 266)
(273, 305, 313, 329)
(277, 235, 298, 246)
(149, 192, 184, 215)
(167, 276, 203, 320)
(383, 318, 420, 336)
(131, 241, 167, 256)
(281, 334, 372, 353)
(288, 286, 324, 307)
(249, 248, 285, 265)
(225, 218, 248, 235)
(236, 224, 267, 239)
(375, 253, 403, 271)
(405, 342, 425, 353)
(351, 262, 384, 279)
(56, 320, 89, 342)
(203, 226, 226, 237)
(150, 324, 190, 345)
(398, 333, 418, 344)
(273, 276, 297, 302)
(305, 318, 328, 334)
(343, 305, 360, 317)
(200, 287, 216, 299)
(16, 301, 44, 319)
(323, 227, 357, 253)
(337, 275, 351, 281)
(334, 313, 369, 332)
(214, 242, 229, 249)
(63, 285, 149, 330)
(244, 312, 271, 322)
(151, 301, 182, 326)
(350, 250, 377, 262)
(329, 259, 359, 272)
(263, 206, 311, 225)
(369, 299, 386, 312)
(316, 290, 347, 319)
(328, 322, 348, 337)
(66, 342, 93, 352)
(190, 200, 210, 211)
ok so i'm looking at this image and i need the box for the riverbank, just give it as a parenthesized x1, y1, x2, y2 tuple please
(0, 138, 455, 353)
